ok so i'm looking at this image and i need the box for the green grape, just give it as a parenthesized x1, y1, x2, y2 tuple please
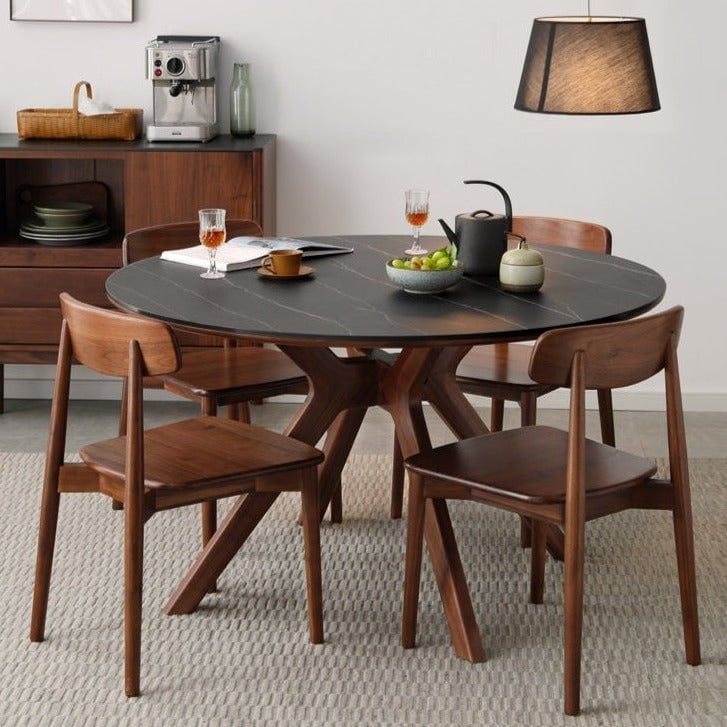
(431, 250, 446, 262)
(391, 259, 405, 269)
(403, 260, 412, 269)
(435, 256, 451, 270)
(410, 256, 422, 265)
(421, 259, 435, 270)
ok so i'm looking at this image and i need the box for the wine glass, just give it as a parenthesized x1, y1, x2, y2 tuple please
(198, 208, 226, 279)
(404, 189, 429, 256)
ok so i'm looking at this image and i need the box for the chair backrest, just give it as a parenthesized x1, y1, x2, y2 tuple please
(123, 219, 263, 265)
(511, 216, 612, 254)
(59, 293, 181, 377)
(529, 307, 684, 390)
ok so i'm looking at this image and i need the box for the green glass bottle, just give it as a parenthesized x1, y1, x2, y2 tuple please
(230, 63, 256, 138)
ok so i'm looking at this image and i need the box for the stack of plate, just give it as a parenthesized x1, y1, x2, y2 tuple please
(19, 202, 110, 246)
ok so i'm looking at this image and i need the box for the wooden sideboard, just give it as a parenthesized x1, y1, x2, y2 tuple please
(0, 134, 276, 412)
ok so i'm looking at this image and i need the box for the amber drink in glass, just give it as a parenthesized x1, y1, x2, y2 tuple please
(199, 208, 226, 279)
(405, 190, 429, 255)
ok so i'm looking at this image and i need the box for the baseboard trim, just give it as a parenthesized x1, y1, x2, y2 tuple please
(3, 377, 726, 412)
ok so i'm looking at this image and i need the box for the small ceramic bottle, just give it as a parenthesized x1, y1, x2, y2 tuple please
(499, 234, 545, 293)
(230, 63, 256, 138)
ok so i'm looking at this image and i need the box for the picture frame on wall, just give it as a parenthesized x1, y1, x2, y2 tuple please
(10, 0, 133, 22)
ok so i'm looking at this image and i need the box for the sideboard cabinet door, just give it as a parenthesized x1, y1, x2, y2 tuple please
(124, 152, 257, 230)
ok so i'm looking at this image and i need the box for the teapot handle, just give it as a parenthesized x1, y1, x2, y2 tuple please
(470, 209, 494, 218)
(463, 180, 513, 231)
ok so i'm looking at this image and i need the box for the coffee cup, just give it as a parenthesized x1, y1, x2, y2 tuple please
(263, 249, 303, 276)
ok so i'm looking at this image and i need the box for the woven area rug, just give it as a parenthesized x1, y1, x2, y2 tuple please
(0, 452, 725, 726)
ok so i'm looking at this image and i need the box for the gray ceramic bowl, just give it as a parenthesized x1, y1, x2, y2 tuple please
(34, 203, 94, 229)
(386, 260, 464, 294)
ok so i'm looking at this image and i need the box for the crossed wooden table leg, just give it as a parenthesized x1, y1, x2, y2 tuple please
(164, 343, 486, 662)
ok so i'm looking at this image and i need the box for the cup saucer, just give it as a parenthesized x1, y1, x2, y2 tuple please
(257, 265, 314, 281)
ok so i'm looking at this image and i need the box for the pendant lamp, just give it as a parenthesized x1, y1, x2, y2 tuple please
(515, 14, 660, 115)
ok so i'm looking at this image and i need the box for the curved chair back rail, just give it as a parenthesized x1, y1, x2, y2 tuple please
(529, 306, 684, 389)
(511, 216, 612, 254)
(59, 292, 181, 378)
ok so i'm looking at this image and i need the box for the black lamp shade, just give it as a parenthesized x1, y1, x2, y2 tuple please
(515, 17, 660, 115)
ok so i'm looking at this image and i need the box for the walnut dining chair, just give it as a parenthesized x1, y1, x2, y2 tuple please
(401, 307, 700, 716)
(122, 221, 309, 555)
(30, 294, 325, 697)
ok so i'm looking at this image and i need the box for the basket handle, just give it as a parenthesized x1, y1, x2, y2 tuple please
(72, 81, 93, 116)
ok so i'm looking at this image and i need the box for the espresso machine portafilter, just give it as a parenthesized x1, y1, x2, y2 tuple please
(145, 35, 220, 142)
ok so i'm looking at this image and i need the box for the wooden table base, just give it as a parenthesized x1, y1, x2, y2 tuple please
(164, 344, 486, 662)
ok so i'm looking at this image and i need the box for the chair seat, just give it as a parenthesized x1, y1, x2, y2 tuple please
(457, 343, 541, 389)
(160, 346, 306, 399)
(405, 426, 656, 504)
(80, 417, 323, 495)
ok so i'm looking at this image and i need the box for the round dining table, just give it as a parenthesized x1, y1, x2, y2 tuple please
(106, 234, 665, 662)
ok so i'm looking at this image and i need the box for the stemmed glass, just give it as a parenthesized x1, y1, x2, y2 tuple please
(404, 189, 429, 256)
(198, 208, 226, 279)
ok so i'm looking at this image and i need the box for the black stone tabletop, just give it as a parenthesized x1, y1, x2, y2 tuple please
(106, 235, 666, 348)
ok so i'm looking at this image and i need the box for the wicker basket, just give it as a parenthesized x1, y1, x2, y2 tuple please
(17, 82, 143, 141)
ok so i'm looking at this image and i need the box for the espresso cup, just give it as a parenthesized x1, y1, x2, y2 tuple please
(263, 249, 303, 276)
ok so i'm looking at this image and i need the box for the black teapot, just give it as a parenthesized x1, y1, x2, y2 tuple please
(438, 180, 512, 275)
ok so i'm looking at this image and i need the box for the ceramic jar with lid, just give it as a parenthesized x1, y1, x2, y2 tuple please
(499, 233, 545, 293)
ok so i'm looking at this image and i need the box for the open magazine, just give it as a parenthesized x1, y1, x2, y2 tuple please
(160, 236, 353, 272)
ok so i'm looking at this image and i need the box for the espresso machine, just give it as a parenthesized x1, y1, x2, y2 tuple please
(145, 35, 220, 142)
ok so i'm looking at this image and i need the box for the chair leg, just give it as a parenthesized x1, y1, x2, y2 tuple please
(30, 480, 61, 642)
(228, 402, 251, 423)
(563, 520, 585, 716)
(119, 377, 128, 436)
(519, 392, 538, 548)
(330, 475, 343, 524)
(519, 520, 532, 548)
(390, 436, 405, 520)
(300, 468, 324, 644)
(402, 472, 426, 649)
(124, 494, 144, 697)
(201, 397, 218, 592)
(672, 499, 701, 665)
(519, 391, 537, 427)
(597, 389, 616, 447)
(113, 379, 129, 511)
(530, 519, 547, 604)
(490, 398, 504, 432)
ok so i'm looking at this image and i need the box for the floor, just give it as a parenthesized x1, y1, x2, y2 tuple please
(3, 451, 725, 725)
(3, 400, 725, 724)
(1, 398, 726, 458)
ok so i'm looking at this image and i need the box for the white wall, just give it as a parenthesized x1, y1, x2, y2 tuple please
(1, 1, 725, 409)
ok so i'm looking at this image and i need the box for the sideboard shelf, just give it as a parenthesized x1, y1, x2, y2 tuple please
(0, 235, 123, 267)
(0, 133, 276, 412)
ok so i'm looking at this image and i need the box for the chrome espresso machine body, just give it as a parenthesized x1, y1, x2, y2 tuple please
(145, 35, 220, 142)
